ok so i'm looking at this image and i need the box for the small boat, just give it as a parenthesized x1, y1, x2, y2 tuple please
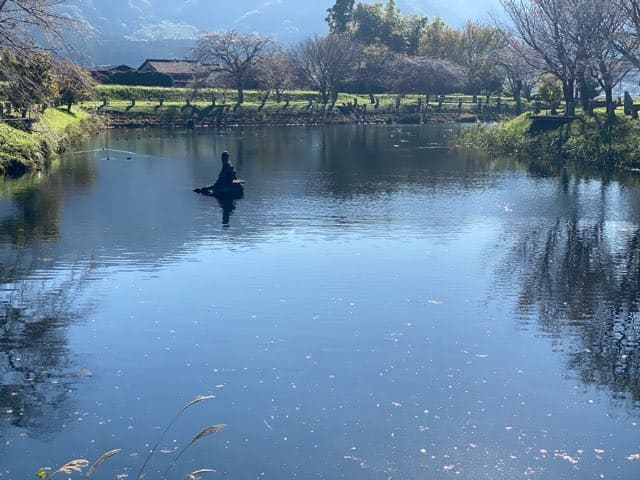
(194, 179, 245, 197)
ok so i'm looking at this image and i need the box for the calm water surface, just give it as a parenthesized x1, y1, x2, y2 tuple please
(1, 125, 640, 479)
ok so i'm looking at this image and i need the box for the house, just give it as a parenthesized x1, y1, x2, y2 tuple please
(90, 64, 134, 83)
(138, 59, 207, 87)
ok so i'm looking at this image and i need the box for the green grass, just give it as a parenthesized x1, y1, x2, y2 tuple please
(0, 120, 42, 172)
(41, 107, 88, 129)
(459, 111, 640, 170)
(0, 107, 93, 175)
(93, 85, 320, 104)
(83, 86, 522, 131)
(91, 85, 519, 114)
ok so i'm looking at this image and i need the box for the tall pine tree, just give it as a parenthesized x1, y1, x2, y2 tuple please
(326, 0, 355, 33)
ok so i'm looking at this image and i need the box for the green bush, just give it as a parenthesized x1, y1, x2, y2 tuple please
(536, 74, 563, 104)
(459, 113, 640, 170)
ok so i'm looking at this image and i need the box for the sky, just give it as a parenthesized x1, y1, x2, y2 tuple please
(72, 0, 504, 64)
(218, 0, 504, 36)
(74, 0, 504, 41)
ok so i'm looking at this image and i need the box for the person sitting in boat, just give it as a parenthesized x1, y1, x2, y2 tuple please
(215, 151, 238, 186)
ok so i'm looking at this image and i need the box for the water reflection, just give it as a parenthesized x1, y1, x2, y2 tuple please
(33, 126, 522, 266)
(316, 126, 512, 197)
(0, 266, 92, 436)
(501, 174, 640, 406)
(0, 180, 61, 245)
(216, 194, 242, 226)
(3, 126, 640, 478)
(0, 162, 96, 440)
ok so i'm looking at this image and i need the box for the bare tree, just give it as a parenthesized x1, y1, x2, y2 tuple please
(501, 0, 631, 116)
(582, 0, 630, 117)
(0, 0, 80, 57)
(292, 34, 358, 106)
(55, 60, 94, 112)
(500, 0, 582, 114)
(614, 0, 640, 67)
(494, 36, 538, 114)
(192, 30, 274, 105)
(389, 55, 464, 95)
(252, 49, 296, 103)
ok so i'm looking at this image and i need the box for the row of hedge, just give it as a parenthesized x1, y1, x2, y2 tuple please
(108, 71, 174, 87)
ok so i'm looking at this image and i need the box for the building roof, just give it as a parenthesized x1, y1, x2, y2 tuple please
(139, 59, 205, 76)
(91, 64, 133, 73)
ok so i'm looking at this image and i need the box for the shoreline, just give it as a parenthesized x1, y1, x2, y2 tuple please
(0, 108, 99, 177)
(459, 112, 640, 172)
(0, 104, 485, 178)
(93, 107, 482, 129)
(6, 107, 640, 180)
(0, 108, 476, 179)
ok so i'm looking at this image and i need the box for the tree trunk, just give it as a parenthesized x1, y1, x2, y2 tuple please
(579, 83, 589, 112)
(577, 71, 589, 112)
(514, 89, 522, 116)
(329, 91, 338, 111)
(258, 90, 270, 111)
(605, 86, 615, 119)
(236, 79, 244, 105)
(562, 79, 575, 116)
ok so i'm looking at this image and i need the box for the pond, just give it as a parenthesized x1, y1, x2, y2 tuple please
(1, 125, 640, 480)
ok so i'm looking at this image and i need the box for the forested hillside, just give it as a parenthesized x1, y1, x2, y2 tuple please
(65, 0, 499, 65)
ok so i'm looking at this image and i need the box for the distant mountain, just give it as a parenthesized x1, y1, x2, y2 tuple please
(66, 0, 500, 66)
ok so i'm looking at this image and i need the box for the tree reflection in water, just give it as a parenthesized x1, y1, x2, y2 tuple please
(0, 156, 98, 438)
(503, 180, 640, 406)
(0, 264, 93, 437)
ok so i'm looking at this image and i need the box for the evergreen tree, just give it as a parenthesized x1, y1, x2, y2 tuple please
(326, 0, 355, 34)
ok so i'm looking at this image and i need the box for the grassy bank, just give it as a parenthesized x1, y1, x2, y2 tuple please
(460, 113, 640, 171)
(1, 86, 516, 177)
(0, 108, 95, 176)
(87, 85, 519, 128)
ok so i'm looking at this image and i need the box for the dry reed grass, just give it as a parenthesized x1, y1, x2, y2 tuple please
(186, 424, 225, 448)
(49, 459, 89, 478)
(39, 448, 122, 479)
(38, 395, 220, 480)
(85, 449, 122, 477)
(161, 424, 226, 479)
(184, 468, 216, 480)
(137, 394, 218, 480)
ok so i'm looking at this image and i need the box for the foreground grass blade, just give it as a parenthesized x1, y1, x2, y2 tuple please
(137, 395, 215, 480)
(161, 424, 226, 479)
(86, 449, 122, 478)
